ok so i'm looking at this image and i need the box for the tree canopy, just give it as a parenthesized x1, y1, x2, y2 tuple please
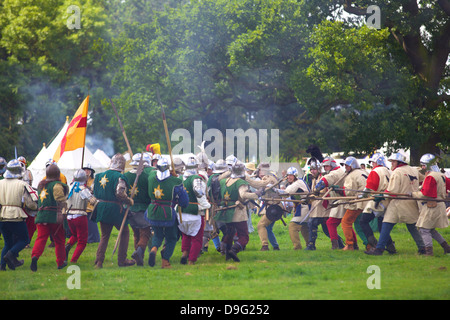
(1, 0, 448, 166)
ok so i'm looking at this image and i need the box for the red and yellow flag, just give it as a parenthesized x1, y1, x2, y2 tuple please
(53, 96, 89, 162)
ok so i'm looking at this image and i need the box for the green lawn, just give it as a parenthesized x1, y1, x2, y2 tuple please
(1, 215, 449, 300)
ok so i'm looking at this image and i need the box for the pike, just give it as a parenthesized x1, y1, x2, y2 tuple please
(261, 196, 358, 203)
(110, 99, 133, 157)
(333, 187, 411, 197)
(112, 152, 145, 259)
(156, 88, 182, 223)
(299, 171, 349, 224)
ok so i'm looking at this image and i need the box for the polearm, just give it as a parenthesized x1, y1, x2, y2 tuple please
(156, 88, 182, 223)
(110, 99, 133, 157)
(112, 152, 145, 259)
(299, 171, 349, 224)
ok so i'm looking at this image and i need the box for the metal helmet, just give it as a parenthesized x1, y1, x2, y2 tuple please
(286, 166, 299, 178)
(130, 153, 151, 167)
(46, 164, 60, 180)
(420, 153, 439, 172)
(4, 159, 24, 179)
(307, 157, 321, 170)
(45, 159, 56, 167)
(343, 156, 360, 170)
(213, 159, 227, 174)
(0, 157, 6, 175)
(369, 153, 387, 167)
(207, 160, 215, 171)
(73, 169, 87, 183)
(172, 157, 185, 174)
(18, 156, 27, 168)
(82, 163, 95, 177)
(322, 156, 337, 170)
(388, 152, 407, 164)
(109, 153, 126, 171)
(151, 153, 162, 161)
(156, 158, 170, 180)
(225, 155, 237, 168)
(231, 161, 246, 178)
(184, 156, 199, 176)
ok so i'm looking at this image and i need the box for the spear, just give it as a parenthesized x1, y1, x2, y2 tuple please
(111, 152, 145, 259)
(110, 99, 133, 158)
(156, 88, 182, 223)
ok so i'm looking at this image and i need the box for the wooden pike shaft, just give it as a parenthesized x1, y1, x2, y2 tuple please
(110, 99, 133, 157)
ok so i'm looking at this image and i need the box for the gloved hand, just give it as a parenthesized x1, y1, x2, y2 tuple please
(314, 180, 326, 195)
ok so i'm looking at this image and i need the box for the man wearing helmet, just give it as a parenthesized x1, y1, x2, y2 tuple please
(179, 157, 211, 265)
(303, 159, 331, 250)
(93, 153, 135, 268)
(123, 153, 154, 266)
(412, 154, 450, 255)
(65, 169, 97, 263)
(0, 159, 38, 270)
(146, 158, 189, 268)
(366, 153, 425, 255)
(359, 153, 396, 253)
(282, 166, 311, 250)
(214, 161, 260, 262)
(314, 156, 346, 249)
(31, 164, 69, 271)
(0, 157, 7, 180)
(339, 156, 368, 250)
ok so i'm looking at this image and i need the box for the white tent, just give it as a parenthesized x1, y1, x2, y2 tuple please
(93, 149, 111, 168)
(28, 120, 109, 188)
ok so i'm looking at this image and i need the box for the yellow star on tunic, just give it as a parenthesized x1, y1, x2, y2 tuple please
(129, 186, 139, 197)
(39, 188, 48, 202)
(99, 175, 109, 189)
(223, 191, 231, 201)
(153, 185, 165, 199)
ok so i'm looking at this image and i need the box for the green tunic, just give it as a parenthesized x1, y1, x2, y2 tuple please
(183, 175, 200, 215)
(93, 170, 129, 225)
(123, 167, 153, 212)
(146, 170, 183, 223)
(214, 178, 248, 223)
(36, 181, 68, 224)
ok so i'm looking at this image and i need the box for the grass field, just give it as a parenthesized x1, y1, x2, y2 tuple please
(1, 214, 449, 301)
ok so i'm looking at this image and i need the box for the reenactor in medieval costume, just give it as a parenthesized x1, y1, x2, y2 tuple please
(146, 158, 189, 268)
(281, 166, 311, 250)
(214, 161, 259, 262)
(303, 159, 330, 250)
(315, 157, 346, 249)
(82, 163, 100, 243)
(65, 169, 97, 263)
(339, 156, 368, 250)
(179, 157, 211, 265)
(252, 162, 282, 251)
(365, 153, 425, 255)
(31, 164, 69, 271)
(359, 153, 396, 252)
(123, 153, 154, 266)
(0, 159, 38, 270)
(412, 154, 450, 256)
(93, 153, 135, 268)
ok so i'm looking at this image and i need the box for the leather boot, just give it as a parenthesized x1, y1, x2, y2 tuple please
(364, 247, 384, 256)
(161, 259, 172, 269)
(148, 247, 157, 267)
(343, 244, 354, 251)
(226, 243, 241, 262)
(367, 235, 378, 248)
(386, 241, 397, 254)
(118, 259, 135, 267)
(424, 247, 433, 256)
(440, 241, 450, 254)
(3, 251, 16, 270)
(30, 256, 38, 272)
(260, 245, 269, 251)
(331, 239, 339, 250)
(180, 251, 189, 265)
(132, 247, 145, 266)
